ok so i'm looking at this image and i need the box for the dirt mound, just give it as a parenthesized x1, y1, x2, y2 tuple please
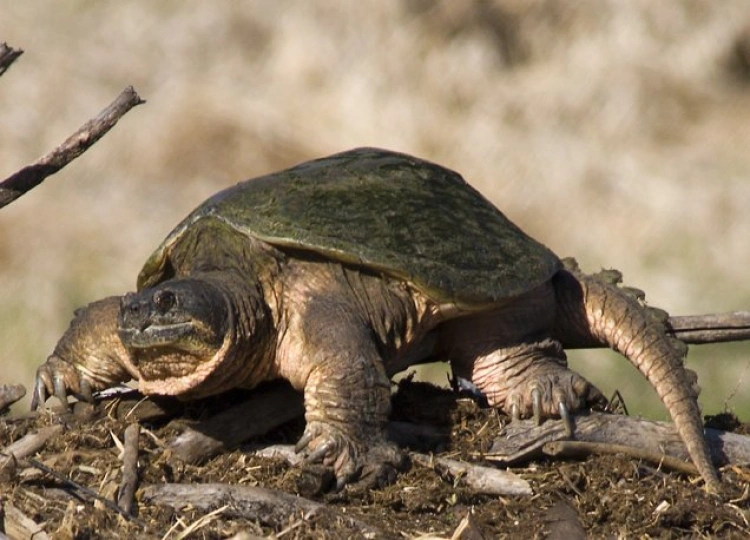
(2, 381, 748, 539)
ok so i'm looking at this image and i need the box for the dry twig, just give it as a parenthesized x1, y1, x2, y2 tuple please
(141, 483, 386, 537)
(169, 381, 304, 464)
(0, 42, 23, 77)
(23, 456, 145, 526)
(667, 311, 750, 344)
(117, 423, 140, 515)
(411, 452, 532, 496)
(0, 86, 144, 209)
(0, 384, 25, 412)
(487, 410, 750, 470)
(542, 440, 699, 476)
(0, 424, 63, 477)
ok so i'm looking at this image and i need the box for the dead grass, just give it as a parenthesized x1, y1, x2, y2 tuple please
(1, 0, 750, 417)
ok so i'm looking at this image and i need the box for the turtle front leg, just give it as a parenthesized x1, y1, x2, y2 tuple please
(282, 302, 406, 489)
(296, 353, 403, 488)
(32, 296, 138, 410)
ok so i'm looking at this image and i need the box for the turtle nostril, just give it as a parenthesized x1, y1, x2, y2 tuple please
(125, 303, 140, 317)
(154, 289, 176, 314)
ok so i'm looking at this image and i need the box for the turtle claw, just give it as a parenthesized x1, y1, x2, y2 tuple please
(295, 421, 405, 491)
(31, 372, 50, 411)
(510, 402, 521, 422)
(295, 421, 362, 486)
(531, 387, 543, 425)
(303, 441, 335, 465)
(559, 401, 575, 438)
(31, 355, 93, 411)
(501, 365, 605, 428)
(31, 359, 62, 411)
(79, 378, 94, 403)
(53, 373, 71, 410)
(294, 430, 313, 453)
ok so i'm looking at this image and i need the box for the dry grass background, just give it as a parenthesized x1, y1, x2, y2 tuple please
(1, 1, 750, 419)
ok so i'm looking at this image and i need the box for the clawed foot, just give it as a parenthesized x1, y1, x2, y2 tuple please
(31, 355, 94, 411)
(31, 297, 136, 411)
(295, 420, 406, 491)
(504, 366, 607, 436)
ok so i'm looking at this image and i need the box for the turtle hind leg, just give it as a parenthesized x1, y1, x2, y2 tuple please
(551, 258, 721, 493)
(452, 338, 607, 424)
(443, 283, 607, 424)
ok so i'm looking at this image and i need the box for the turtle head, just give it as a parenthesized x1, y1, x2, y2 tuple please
(117, 278, 237, 396)
(118, 279, 228, 353)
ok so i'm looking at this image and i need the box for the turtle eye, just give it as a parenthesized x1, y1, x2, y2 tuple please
(153, 290, 176, 314)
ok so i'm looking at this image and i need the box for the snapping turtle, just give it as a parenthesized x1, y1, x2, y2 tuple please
(32, 147, 720, 492)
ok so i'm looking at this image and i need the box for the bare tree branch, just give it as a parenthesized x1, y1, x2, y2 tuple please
(667, 311, 750, 344)
(142, 483, 388, 537)
(117, 423, 140, 516)
(0, 86, 145, 209)
(564, 311, 750, 349)
(0, 383, 25, 413)
(0, 42, 23, 77)
(169, 381, 304, 464)
(542, 439, 700, 476)
(410, 452, 532, 496)
(486, 410, 750, 469)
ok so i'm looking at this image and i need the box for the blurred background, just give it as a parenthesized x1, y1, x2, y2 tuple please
(1, 1, 749, 418)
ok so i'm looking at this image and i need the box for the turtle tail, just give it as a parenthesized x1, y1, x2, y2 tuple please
(552, 258, 721, 493)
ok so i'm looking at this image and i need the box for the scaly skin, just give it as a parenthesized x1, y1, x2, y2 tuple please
(553, 259, 720, 493)
(445, 261, 720, 493)
(32, 297, 136, 410)
(32, 234, 720, 491)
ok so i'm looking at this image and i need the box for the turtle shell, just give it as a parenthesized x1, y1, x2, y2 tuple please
(138, 148, 560, 306)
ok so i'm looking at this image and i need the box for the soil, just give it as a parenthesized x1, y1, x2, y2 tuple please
(1, 380, 749, 539)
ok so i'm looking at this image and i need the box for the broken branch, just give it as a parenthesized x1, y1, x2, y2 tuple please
(117, 423, 140, 516)
(0, 424, 63, 479)
(0, 86, 144, 209)
(23, 456, 144, 525)
(0, 42, 23, 77)
(486, 410, 750, 469)
(0, 384, 25, 412)
(561, 311, 750, 348)
(542, 439, 699, 476)
(141, 483, 387, 537)
(168, 381, 304, 464)
(411, 452, 532, 496)
(666, 311, 750, 344)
